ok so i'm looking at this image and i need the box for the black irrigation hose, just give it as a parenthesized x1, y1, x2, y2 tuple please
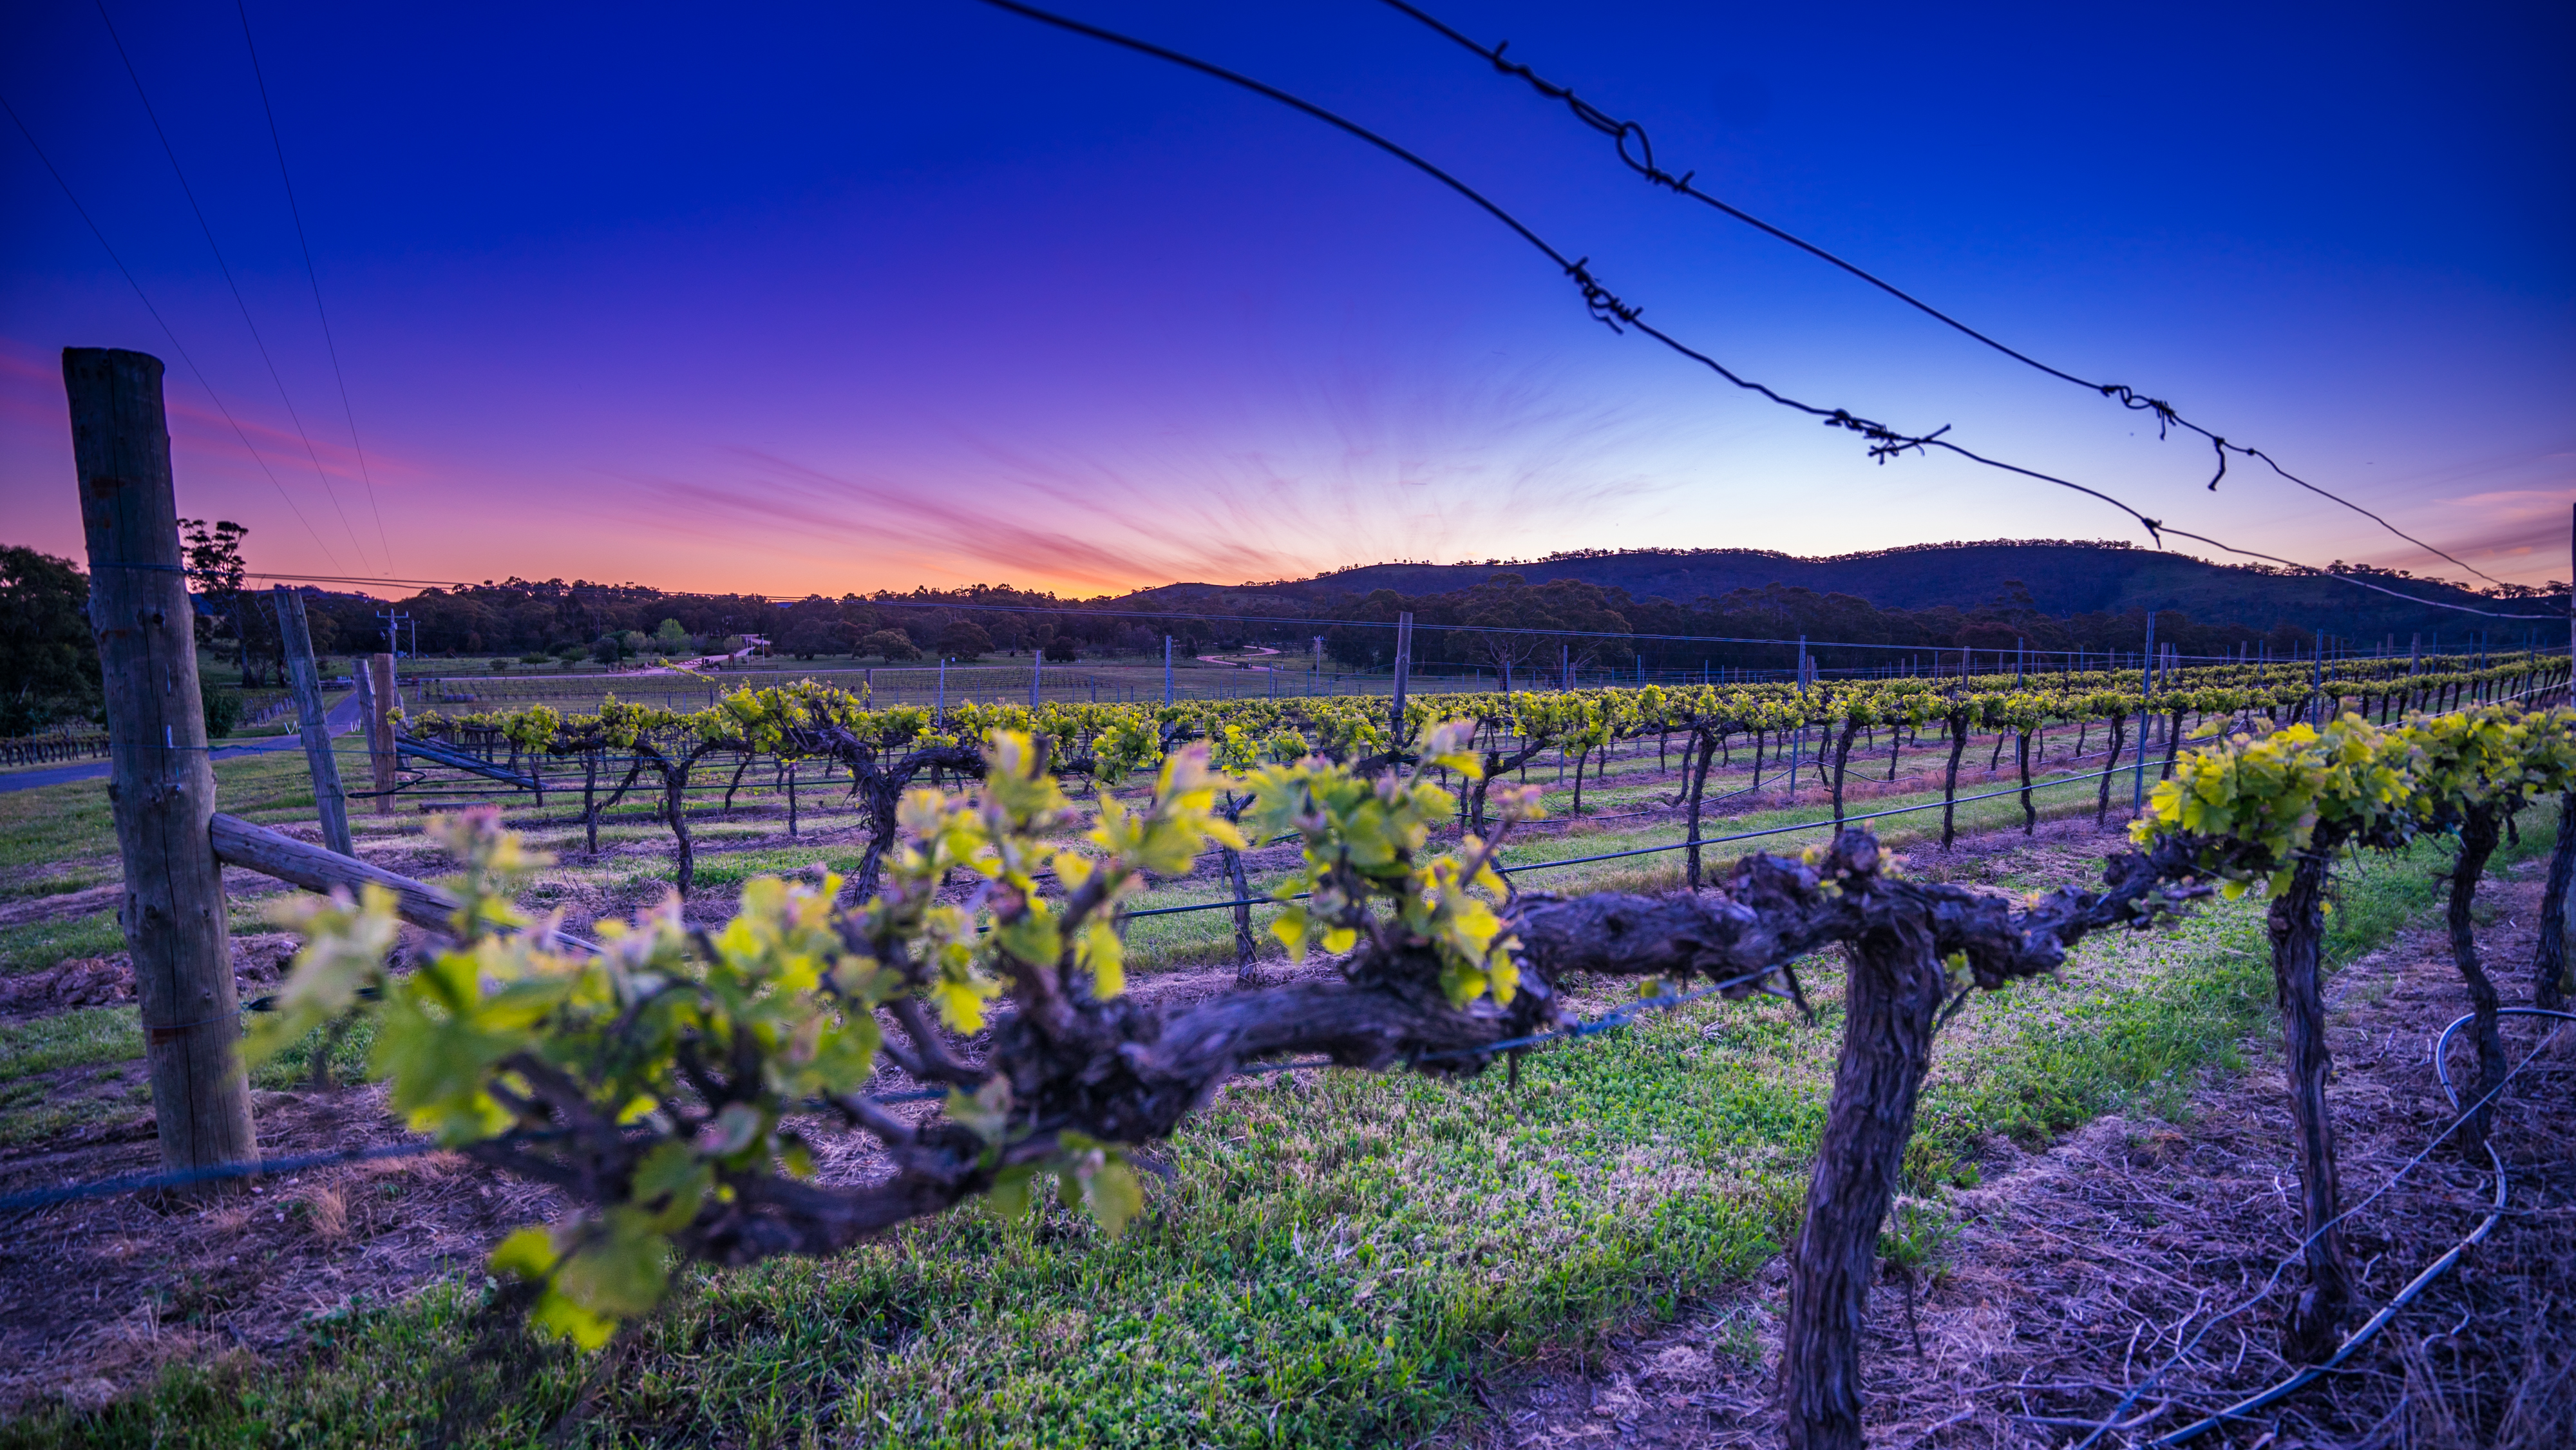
(1, 1138, 472, 1216)
(2137, 1007, 2576, 1446)
(2069, 1008, 2575, 1449)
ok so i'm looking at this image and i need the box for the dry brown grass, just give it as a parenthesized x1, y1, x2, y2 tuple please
(1451, 854, 2576, 1449)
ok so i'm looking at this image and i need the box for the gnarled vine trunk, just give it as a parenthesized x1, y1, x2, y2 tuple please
(1828, 718, 1861, 833)
(1685, 726, 1720, 890)
(2445, 806, 2507, 1145)
(1222, 792, 1257, 986)
(2539, 792, 2574, 1013)
(1780, 908, 1946, 1450)
(2094, 714, 2126, 826)
(2267, 850, 2353, 1361)
(1468, 734, 1552, 835)
(2015, 730, 2035, 834)
(1940, 715, 1969, 850)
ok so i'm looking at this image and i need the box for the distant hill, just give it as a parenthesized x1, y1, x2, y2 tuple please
(1128, 541, 2554, 647)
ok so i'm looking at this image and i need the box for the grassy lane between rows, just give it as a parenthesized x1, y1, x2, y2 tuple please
(1115, 763, 2135, 968)
(6, 808, 2535, 1449)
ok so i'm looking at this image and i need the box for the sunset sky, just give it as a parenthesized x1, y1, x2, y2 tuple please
(5, 0, 2569, 599)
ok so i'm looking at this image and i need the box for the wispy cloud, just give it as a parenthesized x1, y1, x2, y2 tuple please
(625, 365, 1689, 593)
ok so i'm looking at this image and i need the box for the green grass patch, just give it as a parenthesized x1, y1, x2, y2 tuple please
(5, 779, 2543, 1447)
(0, 911, 125, 975)
(0, 1007, 142, 1080)
(0, 1073, 149, 1146)
(248, 1016, 379, 1091)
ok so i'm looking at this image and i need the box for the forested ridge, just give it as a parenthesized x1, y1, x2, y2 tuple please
(3, 537, 2561, 736)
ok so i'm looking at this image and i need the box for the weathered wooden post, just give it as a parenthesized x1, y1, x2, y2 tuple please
(273, 586, 352, 855)
(365, 651, 397, 812)
(62, 347, 258, 1176)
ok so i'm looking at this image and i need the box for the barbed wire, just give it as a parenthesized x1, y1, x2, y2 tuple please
(0, 93, 345, 570)
(1371, 0, 2508, 593)
(963, 1, 2555, 623)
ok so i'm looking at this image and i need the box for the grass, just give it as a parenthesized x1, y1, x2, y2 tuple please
(8, 806, 2543, 1449)
(0, 776, 120, 890)
(0, 1007, 143, 1081)
(0, 913, 125, 975)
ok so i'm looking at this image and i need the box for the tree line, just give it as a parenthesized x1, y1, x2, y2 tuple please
(0, 523, 2517, 738)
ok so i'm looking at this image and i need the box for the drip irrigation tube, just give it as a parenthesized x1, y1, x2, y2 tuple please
(2139, 1007, 2575, 1446)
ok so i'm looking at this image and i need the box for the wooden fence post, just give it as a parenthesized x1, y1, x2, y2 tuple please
(273, 586, 352, 854)
(366, 652, 397, 812)
(62, 347, 257, 1176)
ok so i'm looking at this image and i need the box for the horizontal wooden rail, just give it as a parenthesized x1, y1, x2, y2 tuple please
(210, 812, 462, 936)
(210, 812, 601, 954)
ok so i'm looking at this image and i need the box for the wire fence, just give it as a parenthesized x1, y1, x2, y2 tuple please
(1, 962, 1792, 1215)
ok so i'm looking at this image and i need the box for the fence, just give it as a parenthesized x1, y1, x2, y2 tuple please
(0, 732, 112, 767)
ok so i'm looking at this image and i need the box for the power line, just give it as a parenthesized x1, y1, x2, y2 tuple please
(1372, 0, 2509, 593)
(963, 1, 2553, 623)
(92, 0, 375, 573)
(1, 91, 342, 568)
(232, 0, 393, 574)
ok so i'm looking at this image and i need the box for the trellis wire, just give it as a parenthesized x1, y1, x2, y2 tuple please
(2067, 1008, 2575, 1448)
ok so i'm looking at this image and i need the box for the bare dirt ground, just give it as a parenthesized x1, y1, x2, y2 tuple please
(1452, 853, 2575, 1450)
(0, 930, 1350, 1415)
(7, 802, 2557, 1444)
(0, 1087, 564, 1414)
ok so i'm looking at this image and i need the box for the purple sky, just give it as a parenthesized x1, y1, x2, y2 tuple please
(5, 0, 2570, 598)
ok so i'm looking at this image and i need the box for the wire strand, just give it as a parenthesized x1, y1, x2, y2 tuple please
(0, 91, 342, 568)
(964, 0, 2550, 623)
(1372, 0, 2509, 592)
(2068, 1011, 2573, 1449)
(91, 0, 371, 572)
(231, 0, 393, 577)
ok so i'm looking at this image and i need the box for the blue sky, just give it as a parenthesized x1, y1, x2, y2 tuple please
(5, 0, 2568, 595)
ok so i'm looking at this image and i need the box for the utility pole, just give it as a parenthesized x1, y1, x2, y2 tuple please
(273, 586, 351, 855)
(62, 347, 257, 1176)
(1390, 612, 1414, 747)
